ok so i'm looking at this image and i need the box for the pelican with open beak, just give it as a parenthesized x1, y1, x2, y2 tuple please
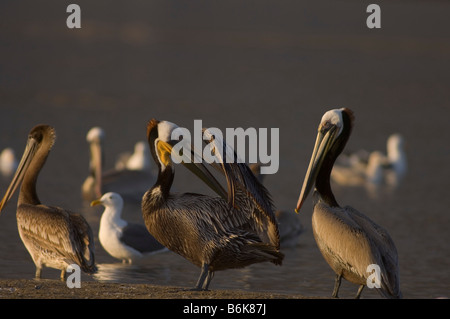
(141, 119, 283, 291)
(295, 108, 401, 299)
(0, 125, 97, 280)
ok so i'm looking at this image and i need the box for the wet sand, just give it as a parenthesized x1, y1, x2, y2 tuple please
(0, 279, 309, 299)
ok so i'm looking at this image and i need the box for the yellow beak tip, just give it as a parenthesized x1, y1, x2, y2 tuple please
(90, 200, 101, 207)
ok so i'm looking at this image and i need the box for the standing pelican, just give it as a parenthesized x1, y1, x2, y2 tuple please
(295, 108, 401, 299)
(142, 119, 283, 290)
(82, 127, 154, 204)
(0, 125, 97, 280)
(91, 192, 167, 264)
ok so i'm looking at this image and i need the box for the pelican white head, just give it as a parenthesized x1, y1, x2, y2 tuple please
(320, 108, 345, 137)
(157, 121, 179, 143)
(87, 127, 105, 142)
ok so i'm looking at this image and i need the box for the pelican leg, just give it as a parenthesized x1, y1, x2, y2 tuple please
(191, 263, 210, 291)
(35, 267, 42, 280)
(332, 274, 342, 298)
(355, 284, 365, 299)
(202, 270, 214, 290)
(60, 269, 66, 281)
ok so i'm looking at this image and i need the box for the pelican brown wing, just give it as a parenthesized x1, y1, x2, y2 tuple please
(16, 204, 97, 274)
(201, 129, 280, 249)
(344, 205, 401, 298)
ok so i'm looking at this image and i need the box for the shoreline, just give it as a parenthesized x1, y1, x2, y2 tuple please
(0, 279, 312, 299)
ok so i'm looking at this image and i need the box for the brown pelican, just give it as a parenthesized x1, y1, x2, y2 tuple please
(82, 127, 154, 204)
(295, 108, 402, 299)
(249, 163, 303, 248)
(0, 125, 97, 280)
(91, 192, 167, 264)
(142, 119, 284, 290)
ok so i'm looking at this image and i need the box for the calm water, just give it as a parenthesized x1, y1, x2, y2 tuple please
(0, 1, 449, 299)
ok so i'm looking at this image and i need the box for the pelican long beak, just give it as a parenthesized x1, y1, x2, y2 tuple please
(0, 137, 39, 214)
(295, 125, 338, 213)
(158, 140, 228, 200)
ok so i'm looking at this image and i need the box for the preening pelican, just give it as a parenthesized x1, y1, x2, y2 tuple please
(141, 119, 283, 290)
(0, 125, 97, 280)
(82, 127, 154, 203)
(295, 108, 401, 299)
(249, 163, 303, 248)
(91, 192, 167, 264)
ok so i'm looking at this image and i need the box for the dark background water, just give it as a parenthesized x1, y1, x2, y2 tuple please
(0, 0, 449, 298)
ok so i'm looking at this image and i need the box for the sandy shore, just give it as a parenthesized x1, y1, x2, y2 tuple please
(0, 279, 311, 299)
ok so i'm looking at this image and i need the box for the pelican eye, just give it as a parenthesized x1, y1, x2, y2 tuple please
(320, 121, 334, 133)
(29, 132, 43, 143)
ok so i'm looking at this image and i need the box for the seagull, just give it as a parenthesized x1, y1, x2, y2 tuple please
(115, 141, 151, 172)
(331, 133, 407, 190)
(0, 148, 18, 178)
(91, 192, 167, 264)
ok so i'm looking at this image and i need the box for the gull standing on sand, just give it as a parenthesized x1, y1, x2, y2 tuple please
(91, 192, 167, 264)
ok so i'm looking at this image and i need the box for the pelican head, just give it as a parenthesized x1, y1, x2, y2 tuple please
(295, 108, 354, 213)
(146, 119, 228, 200)
(0, 125, 56, 214)
(86, 127, 105, 143)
